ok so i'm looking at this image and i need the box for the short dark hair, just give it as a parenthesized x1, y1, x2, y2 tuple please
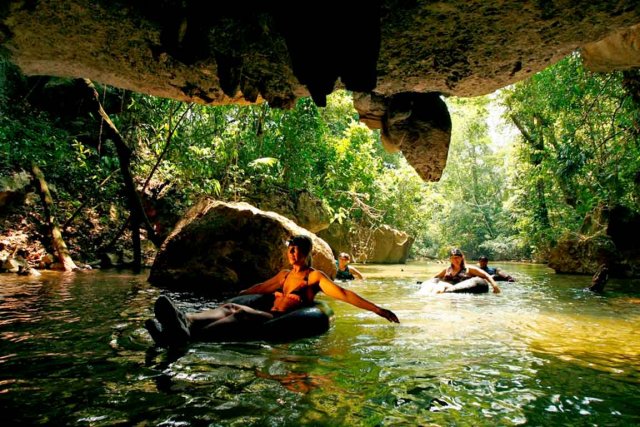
(450, 247, 463, 256)
(479, 255, 488, 261)
(287, 235, 313, 256)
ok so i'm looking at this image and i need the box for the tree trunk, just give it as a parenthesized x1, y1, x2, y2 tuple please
(78, 79, 161, 270)
(621, 70, 640, 211)
(32, 164, 79, 271)
(510, 114, 551, 229)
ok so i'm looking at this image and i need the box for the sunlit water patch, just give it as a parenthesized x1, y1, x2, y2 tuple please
(0, 263, 638, 425)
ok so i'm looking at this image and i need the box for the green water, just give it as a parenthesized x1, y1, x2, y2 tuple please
(0, 262, 639, 426)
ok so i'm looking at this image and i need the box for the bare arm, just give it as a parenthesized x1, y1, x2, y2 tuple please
(349, 266, 364, 280)
(434, 268, 447, 279)
(239, 270, 287, 295)
(468, 266, 501, 293)
(311, 270, 399, 323)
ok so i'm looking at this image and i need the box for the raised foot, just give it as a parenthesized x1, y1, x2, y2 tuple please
(154, 295, 191, 346)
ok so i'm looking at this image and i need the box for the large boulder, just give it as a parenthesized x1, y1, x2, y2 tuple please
(548, 205, 640, 277)
(250, 189, 331, 233)
(367, 225, 414, 264)
(547, 234, 617, 275)
(148, 199, 336, 294)
(0, 170, 33, 213)
(318, 222, 413, 263)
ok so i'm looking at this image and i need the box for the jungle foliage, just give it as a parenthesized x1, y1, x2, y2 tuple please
(500, 53, 640, 259)
(1, 52, 639, 263)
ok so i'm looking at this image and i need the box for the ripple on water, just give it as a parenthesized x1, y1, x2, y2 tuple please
(1, 264, 640, 426)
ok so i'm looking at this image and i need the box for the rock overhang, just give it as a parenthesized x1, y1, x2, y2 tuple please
(2, 0, 639, 181)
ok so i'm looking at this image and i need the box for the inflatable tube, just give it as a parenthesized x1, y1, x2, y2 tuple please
(418, 277, 489, 294)
(492, 274, 515, 282)
(417, 278, 448, 295)
(444, 277, 489, 293)
(194, 294, 334, 342)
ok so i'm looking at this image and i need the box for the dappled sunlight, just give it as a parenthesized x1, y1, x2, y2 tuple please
(344, 263, 640, 377)
(1, 264, 639, 425)
(256, 371, 333, 394)
(514, 311, 640, 376)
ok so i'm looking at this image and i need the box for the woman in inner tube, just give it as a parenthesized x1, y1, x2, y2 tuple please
(146, 235, 399, 347)
(429, 248, 501, 294)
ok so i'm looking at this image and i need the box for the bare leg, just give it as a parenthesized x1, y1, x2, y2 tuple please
(187, 303, 243, 324)
(187, 303, 273, 335)
(148, 298, 275, 345)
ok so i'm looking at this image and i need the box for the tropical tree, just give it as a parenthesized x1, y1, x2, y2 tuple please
(415, 97, 514, 258)
(500, 53, 640, 257)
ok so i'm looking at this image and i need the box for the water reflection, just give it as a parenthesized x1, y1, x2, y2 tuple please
(0, 263, 639, 425)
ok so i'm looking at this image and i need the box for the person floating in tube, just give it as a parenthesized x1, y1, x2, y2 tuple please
(145, 235, 399, 347)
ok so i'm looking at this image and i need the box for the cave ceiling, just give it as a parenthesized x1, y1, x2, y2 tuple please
(2, 1, 640, 181)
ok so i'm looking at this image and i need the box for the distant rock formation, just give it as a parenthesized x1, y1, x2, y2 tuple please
(0, 170, 33, 213)
(548, 205, 640, 277)
(319, 223, 413, 264)
(249, 189, 331, 234)
(366, 225, 414, 264)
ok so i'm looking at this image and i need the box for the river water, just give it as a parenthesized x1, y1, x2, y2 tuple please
(0, 262, 638, 426)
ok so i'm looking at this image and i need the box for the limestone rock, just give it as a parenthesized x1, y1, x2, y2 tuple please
(4, 1, 638, 102)
(0, 170, 33, 213)
(367, 225, 414, 264)
(2, 1, 639, 181)
(355, 92, 452, 181)
(148, 199, 336, 294)
(547, 234, 617, 275)
(250, 190, 331, 234)
(317, 222, 352, 258)
(319, 222, 413, 264)
(548, 205, 640, 277)
(582, 24, 640, 72)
